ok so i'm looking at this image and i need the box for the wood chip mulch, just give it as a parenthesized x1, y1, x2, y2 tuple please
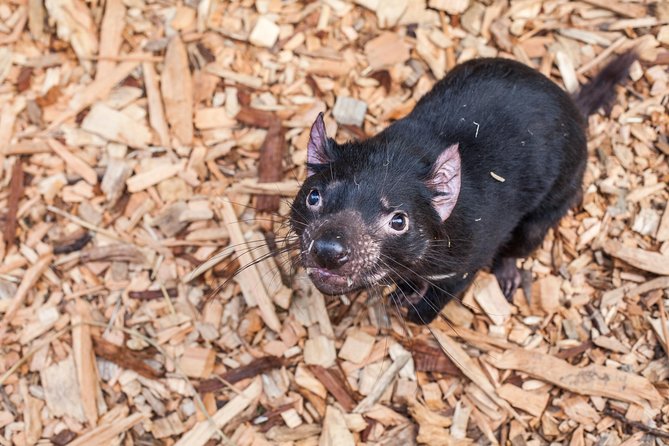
(0, 0, 668, 445)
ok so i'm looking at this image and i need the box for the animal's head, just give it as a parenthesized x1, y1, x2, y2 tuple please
(290, 113, 461, 295)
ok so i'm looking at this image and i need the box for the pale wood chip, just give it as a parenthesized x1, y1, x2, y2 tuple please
(376, 0, 408, 28)
(320, 406, 356, 446)
(162, 35, 193, 145)
(365, 32, 410, 69)
(96, 0, 125, 79)
(68, 411, 147, 446)
(603, 240, 669, 275)
(339, 330, 376, 364)
(473, 272, 512, 325)
(174, 378, 262, 446)
(0, 254, 53, 334)
(206, 64, 263, 88)
(81, 103, 151, 148)
(354, 343, 411, 413)
(487, 348, 664, 408)
(126, 160, 185, 193)
(44, 0, 98, 65)
(218, 199, 281, 332)
(72, 299, 102, 426)
(555, 49, 579, 93)
(40, 355, 87, 422)
(431, 328, 524, 423)
(179, 347, 216, 378)
(249, 16, 280, 48)
(142, 62, 171, 148)
(497, 383, 549, 417)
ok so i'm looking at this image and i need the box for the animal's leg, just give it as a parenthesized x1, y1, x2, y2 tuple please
(492, 256, 521, 299)
(493, 201, 571, 299)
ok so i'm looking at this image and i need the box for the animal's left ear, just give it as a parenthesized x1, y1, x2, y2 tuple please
(428, 143, 461, 221)
(307, 112, 330, 177)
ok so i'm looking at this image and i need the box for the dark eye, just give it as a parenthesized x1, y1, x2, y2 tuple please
(390, 213, 408, 232)
(307, 189, 321, 207)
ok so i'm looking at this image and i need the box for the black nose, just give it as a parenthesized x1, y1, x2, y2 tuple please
(312, 233, 349, 269)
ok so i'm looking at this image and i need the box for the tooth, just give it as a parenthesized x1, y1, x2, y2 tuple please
(347, 278, 353, 287)
(307, 240, 314, 253)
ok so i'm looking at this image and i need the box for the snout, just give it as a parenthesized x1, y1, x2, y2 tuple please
(300, 210, 382, 295)
(312, 232, 350, 269)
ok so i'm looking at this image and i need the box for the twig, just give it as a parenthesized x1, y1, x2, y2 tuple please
(81, 54, 163, 62)
(46, 205, 126, 242)
(604, 408, 669, 440)
(658, 297, 669, 355)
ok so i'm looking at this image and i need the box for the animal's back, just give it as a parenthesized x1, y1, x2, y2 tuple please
(388, 58, 588, 270)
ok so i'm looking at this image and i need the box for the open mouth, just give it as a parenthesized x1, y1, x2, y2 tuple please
(305, 267, 389, 295)
(306, 267, 354, 294)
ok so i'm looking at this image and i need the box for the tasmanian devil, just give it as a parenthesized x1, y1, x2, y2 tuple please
(289, 51, 636, 325)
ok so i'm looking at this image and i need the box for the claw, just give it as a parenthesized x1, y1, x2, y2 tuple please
(493, 257, 521, 301)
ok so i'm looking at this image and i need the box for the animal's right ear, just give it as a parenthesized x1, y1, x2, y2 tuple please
(307, 112, 330, 177)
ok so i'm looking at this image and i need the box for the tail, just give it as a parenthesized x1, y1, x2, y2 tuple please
(573, 49, 637, 117)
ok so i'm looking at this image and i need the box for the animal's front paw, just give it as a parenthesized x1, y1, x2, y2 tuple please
(493, 256, 521, 300)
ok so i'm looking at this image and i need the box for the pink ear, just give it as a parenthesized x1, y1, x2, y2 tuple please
(429, 143, 461, 221)
(307, 112, 329, 177)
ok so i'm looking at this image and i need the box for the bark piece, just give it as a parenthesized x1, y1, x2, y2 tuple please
(93, 337, 162, 379)
(3, 158, 24, 248)
(256, 119, 285, 212)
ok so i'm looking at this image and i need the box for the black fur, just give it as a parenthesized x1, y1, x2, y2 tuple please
(291, 52, 636, 324)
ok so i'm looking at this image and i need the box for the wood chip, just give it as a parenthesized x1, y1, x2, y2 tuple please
(339, 330, 376, 364)
(162, 35, 193, 145)
(72, 299, 101, 426)
(142, 61, 171, 148)
(179, 347, 216, 378)
(497, 383, 550, 417)
(40, 355, 86, 422)
(67, 410, 147, 446)
(473, 272, 512, 325)
(365, 32, 410, 69)
(376, 0, 408, 28)
(249, 16, 280, 48)
(488, 348, 663, 409)
(96, 0, 125, 79)
(218, 199, 281, 332)
(332, 96, 367, 126)
(126, 160, 185, 193)
(431, 328, 523, 423)
(81, 103, 151, 148)
(174, 378, 262, 446)
(47, 138, 98, 185)
(3, 158, 24, 248)
(256, 119, 285, 212)
(0, 254, 53, 335)
(603, 240, 669, 275)
(1, 1, 665, 443)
